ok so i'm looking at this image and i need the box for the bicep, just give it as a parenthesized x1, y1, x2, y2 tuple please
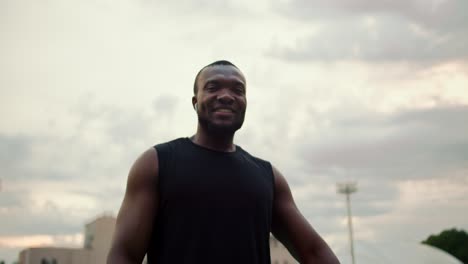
(108, 148, 159, 263)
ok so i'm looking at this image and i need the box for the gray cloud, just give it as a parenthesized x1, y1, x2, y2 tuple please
(0, 135, 33, 177)
(298, 104, 468, 180)
(0, 178, 92, 236)
(286, 104, 467, 231)
(271, 0, 468, 64)
(276, 0, 468, 33)
(0, 201, 83, 236)
(153, 94, 179, 116)
(271, 17, 468, 63)
(138, 0, 253, 18)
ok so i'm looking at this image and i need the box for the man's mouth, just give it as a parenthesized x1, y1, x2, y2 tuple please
(213, 108, 235, 113)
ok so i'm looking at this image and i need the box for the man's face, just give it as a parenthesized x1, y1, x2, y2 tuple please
(193, 65, 247, 134)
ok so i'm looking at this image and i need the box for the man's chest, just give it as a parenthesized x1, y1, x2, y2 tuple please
(159, 153, 273, 210)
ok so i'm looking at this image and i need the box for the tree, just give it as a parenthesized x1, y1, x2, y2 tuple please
(422, 228, 468, 263)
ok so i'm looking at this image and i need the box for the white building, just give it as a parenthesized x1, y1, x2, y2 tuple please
(18, 215, 116, 264)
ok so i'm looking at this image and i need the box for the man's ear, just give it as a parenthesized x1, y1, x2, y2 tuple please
(192, 96, 197, 110)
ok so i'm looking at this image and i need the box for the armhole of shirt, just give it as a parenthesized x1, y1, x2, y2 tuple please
(267, 161, 276, 202)
(153, 143, 167, 194)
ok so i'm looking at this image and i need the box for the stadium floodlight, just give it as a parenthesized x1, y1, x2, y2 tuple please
(337, 182, 358, 264)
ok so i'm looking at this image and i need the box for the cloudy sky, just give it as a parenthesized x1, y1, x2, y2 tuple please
(1, 0, 468, 263)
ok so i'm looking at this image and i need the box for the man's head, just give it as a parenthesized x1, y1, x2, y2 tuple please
(192, 60, 247, 135)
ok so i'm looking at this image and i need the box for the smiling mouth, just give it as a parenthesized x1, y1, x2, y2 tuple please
(213, 108, 235, 113)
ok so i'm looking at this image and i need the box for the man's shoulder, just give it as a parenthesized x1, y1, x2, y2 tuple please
(154, 137, 188, 150)
(237, 146, 272, 167)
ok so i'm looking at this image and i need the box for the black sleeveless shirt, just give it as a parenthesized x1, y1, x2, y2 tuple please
(147, 138, 275, 264)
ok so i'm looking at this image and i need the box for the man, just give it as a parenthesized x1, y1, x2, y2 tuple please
(107, 60, 340, 264)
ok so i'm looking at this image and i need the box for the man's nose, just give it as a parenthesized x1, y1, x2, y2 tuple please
(217, 90, 235, 104)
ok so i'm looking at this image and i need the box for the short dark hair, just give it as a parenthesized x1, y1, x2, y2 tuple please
(193, 60, 239, 95)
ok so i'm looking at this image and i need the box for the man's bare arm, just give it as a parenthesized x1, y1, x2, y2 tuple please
(271, 166, 340, 264)
(107, 148, 159, 264)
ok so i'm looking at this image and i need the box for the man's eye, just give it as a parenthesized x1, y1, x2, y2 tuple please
(206, 85, 217, 91)
(235, 87, 245, 94)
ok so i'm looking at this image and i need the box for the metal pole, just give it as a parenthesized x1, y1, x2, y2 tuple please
(337, 182, 357, 264)
(346, 193, 356, 264)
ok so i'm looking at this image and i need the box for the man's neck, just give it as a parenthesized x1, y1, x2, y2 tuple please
(191, 127, 236, 152)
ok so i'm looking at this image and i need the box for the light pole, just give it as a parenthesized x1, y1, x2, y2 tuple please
(337, 182, 357, 264)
